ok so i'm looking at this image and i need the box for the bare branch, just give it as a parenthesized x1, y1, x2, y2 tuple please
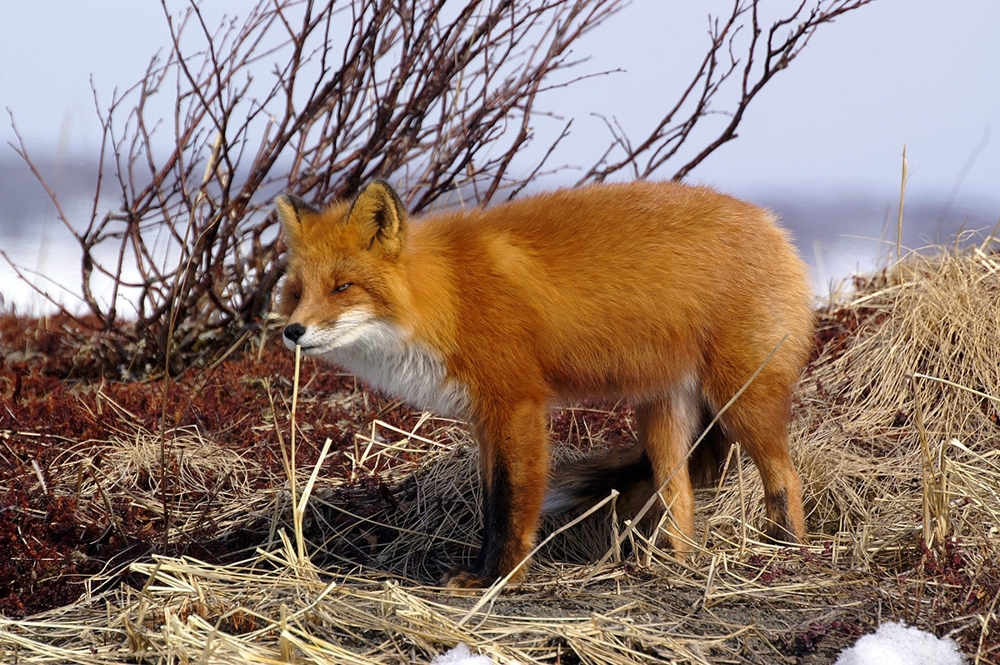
(7, 0, 626, 372)
(579, 0, 875, 184)
(6, 0, 872, 374)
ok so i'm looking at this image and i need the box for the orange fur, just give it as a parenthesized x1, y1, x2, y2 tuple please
(276, 180, 814, 588)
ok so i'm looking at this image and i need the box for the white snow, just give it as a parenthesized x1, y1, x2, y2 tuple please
(430, 643, 494, 665)
(835, 621, 965, 665)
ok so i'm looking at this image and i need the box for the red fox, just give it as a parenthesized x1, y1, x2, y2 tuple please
(276, 180, 814, 589)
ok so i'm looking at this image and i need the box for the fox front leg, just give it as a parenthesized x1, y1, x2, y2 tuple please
(442, 399, 549, 589)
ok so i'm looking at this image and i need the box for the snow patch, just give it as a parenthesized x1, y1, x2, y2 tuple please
(836, 621, 965, 665)
(431, 643, 494, 665)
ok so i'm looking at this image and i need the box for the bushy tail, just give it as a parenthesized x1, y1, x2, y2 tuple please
(543, 418, 730, 519)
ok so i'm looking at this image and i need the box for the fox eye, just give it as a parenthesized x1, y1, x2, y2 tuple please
(333, 282, 352, 294)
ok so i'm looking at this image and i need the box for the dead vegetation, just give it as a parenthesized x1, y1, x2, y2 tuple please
(3, 237, 1000, 663)
(2, 2, 992, 660)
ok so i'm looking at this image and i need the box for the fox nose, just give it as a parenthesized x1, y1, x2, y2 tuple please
(284, 323, 306, 344)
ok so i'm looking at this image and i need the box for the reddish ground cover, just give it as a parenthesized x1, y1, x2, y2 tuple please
(0, 313, 370, 616)
(0, 313, 639, 617)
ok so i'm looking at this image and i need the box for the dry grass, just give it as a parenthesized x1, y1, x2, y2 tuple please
(3, 235, 1000, 663)
(797, 236, 1000, 562)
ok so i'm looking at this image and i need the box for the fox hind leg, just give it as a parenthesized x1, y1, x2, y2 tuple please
(636, 381, 703, 556)
(708, 376, 805, 543)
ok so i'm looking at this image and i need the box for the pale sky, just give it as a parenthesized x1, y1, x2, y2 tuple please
(1, 0, 997, 206)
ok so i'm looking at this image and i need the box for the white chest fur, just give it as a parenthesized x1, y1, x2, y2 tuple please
(323, 320, 468, 419)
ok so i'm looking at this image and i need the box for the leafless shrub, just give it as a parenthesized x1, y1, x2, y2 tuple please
(582, 0, 875, 183)
(6, 0, 872, 374)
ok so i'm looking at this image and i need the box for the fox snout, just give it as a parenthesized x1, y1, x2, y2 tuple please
(283, 323, 306, 349)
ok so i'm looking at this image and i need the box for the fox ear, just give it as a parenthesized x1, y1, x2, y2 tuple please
(348, 180, 407, 257)
(275, 194, 317, 248)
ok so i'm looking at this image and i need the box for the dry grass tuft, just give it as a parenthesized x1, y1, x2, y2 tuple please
(55, 424, 275, 546)
(3, 236, 1000, 663)
(795, 235, 1000, 563)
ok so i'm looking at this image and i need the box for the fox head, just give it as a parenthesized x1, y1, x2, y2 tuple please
(276, 180, 409, 355)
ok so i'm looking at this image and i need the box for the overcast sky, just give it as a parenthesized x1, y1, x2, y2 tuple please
(2, 0, 997, 206)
